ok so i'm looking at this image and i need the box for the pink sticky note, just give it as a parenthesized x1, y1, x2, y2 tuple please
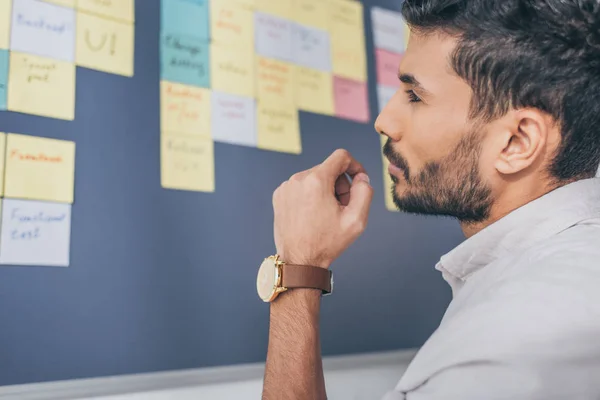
(375, 49, 403, 88)
(334, 76, 370, 123)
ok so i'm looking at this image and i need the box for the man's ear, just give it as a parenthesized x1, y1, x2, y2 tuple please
(494, 109, 548, 175)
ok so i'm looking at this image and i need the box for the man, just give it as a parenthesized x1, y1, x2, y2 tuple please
(259, 0, 600, 399)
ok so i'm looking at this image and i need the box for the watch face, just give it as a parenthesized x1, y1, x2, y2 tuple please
(257, 258, 278, 302)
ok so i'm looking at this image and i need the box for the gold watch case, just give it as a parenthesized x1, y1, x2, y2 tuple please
(256, 255, 288, 302)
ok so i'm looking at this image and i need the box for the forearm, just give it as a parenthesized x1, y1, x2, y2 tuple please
(263, 289, 326, 400)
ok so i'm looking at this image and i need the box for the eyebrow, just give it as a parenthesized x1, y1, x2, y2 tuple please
(398, 73, 430, 95)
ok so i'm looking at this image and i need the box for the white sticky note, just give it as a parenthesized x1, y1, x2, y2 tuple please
(211, 91, 257, 147)
(255, 12, 293, 62)
(10, 0, 76, 62)
(0, 199, 71, 267)
(376, 84, 397, 113)
(292, 23, 331, 72)
(371, 7, 406, 54)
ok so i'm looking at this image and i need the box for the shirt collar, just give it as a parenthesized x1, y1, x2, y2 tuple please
(436, 178, 600, 294)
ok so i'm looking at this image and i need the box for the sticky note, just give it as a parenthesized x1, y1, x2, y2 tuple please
(0, 50, 7, 110)
(380, 135, 398, 212)
(376, 84, 397, 113)
(10, 0, 76, 62)
(0, 132, 6, 196)
(404, 22, 410, 49)
(255, 12, 293, 62)
(41, 0, 75, 7)
(0, 199, 72, 267)
(76, 12, 134, 76)
(4, 133, 75, 203)
(161, 34, 210, 88)
(233, 0, 255, 10)
(7, 52, 75, 120)
(161, 134, 215, 192)
(371, 7, 406, 54)
(257, 100, 301, 154)
(293, 0, 328, 31)
(334, 76, 369, 123)
(292, 23, 331, 72)
(211, 91, 256, 147)
(77, 0, 134, 23)
(256, 0, 291, 19)
(211, 0, 254, 49)
(161, 0, 209, 41)
(329, 0, 367, 81)
(375, 49, 402, 88)
(160, 81, 211, 137)
(294, 66, 334, 115)
(211, 44, 255, 97)
(257, 56, 294, 104)
(0, 0, 12, 49)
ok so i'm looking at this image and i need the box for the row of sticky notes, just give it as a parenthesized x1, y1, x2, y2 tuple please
(0, 0, 135, 120)
(0, 132, 75, 267)
(371, 7, 409, 212)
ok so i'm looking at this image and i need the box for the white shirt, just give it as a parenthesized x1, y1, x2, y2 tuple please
(383, 178, 600, 400)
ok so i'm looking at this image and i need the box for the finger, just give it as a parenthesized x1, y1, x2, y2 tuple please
(319, 149, 366, 184)
(344, 173, 373, 228)
(335, 173, 352, 206)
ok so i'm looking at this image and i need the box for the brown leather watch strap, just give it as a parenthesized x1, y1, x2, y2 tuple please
(281, 264, 332, 294)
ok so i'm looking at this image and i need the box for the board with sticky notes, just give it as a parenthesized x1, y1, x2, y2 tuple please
(0, 0, 462, 389)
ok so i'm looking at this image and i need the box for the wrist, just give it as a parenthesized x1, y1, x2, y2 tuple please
(279, 253, 331, 269)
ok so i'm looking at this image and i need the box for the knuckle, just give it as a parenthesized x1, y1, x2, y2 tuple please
(304, 173, 322, 189)
(334, 148, 351, 159)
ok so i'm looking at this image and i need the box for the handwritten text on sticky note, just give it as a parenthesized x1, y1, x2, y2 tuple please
(334, 76, 370, 123)
(161, 81, 211, 137)
(0, 199, 72, 267)
(7, 52, 75, 120)
(294, 66, 334, 115)
(292, 23, 331, 72)
(257, 100, 301, 154)
(293, 0, 328, 31)
(211, 0, 253, 49)
(161, 0, 209, 40)
(255, 12, 293, 62)
(4, 133, 76, 203)
(76, 12, 134, 76)
(257, 56, 294, 103)
(211, 91, 257, 147)
(11, 0, 76, 62)
(161, 34, 210, 88)
(161, 134, 215, 192)
(211, 44, 254, 97)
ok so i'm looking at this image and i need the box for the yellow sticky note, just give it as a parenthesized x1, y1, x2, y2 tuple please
(211, 0, 254, 49)
(257, 57, 294, 104)
(294, 66, 334, 115)
(256, 0, 292, 18)
(76, 12, 134, 76)
(161, 134, 215, 192)
(4, 133, 76, 203)
(257, 100, 301, 154)
(0, 132, 6, 197)
(233, 0, 255, 10)
(211, 44, 255, 98)
(77, 0, 134, 22)
(42, 0, 75, 7)
(0, 0, 12, 49)
(160, 81, 211, 137)
(380, 136, 398, 212)
(8, 52, 75, 120)
(293, 0, 329, 31)
(403, 22, 410, 49)
(329, 0, 367, 81)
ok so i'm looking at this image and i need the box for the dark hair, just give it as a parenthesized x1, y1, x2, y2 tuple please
(402, 0, 600, 181)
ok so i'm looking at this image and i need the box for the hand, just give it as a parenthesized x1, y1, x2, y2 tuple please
(272, 149, 374, 269)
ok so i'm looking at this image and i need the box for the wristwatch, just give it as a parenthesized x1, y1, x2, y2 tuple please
(256, 255, 333, 302)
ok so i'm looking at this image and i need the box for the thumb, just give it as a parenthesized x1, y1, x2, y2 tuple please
(344, 172, 373, 225)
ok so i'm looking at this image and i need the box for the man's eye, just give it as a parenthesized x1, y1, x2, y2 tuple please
(406, 90, 421, 103)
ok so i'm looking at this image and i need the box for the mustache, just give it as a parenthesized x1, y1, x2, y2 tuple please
(382, 138, 410, 181)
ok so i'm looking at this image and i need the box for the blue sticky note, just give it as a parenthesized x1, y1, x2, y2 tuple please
(0, 50, 8, 110)
(161, 33, 210, 87)
(161, 0, 210, 41)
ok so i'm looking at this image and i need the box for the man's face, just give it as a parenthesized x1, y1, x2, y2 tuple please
(375, 32, 493, 223)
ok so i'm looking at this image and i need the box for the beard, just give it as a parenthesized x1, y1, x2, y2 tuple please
(383, 131, 493, 223)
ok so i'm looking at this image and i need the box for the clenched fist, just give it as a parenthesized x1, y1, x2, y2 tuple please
(272, 149, 374, 269)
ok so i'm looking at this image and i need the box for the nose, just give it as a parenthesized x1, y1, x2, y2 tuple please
(374, 91, 403, 142)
